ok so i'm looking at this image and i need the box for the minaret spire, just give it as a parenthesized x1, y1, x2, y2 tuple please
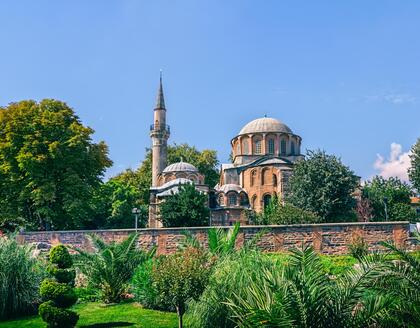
(155, 70, 165, 109)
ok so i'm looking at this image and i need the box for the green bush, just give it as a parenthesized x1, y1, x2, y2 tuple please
(132, 260, 173, 311)
(39, 245, 78, 327)
(0, 236, 45, 319)
(49, 244, 73, 268)
(40, 280, 77, 308)
(348, 235, 369, 260)
(39, 301, 79, 328)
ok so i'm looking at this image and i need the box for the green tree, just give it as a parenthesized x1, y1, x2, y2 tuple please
(287, 150, 359, 222)
(152, 247, 214, 328)
(91, 179, 148, 229)
(116, 143, 219, 205)
(256, 197, 321, 225)
(159, 183, 210, 227)
(362, 176, 416, 221)
(0, 99, 112, 231)
(409, 138, 420, 192)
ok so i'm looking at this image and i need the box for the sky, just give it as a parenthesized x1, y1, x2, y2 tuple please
(1, 0, 419, 182)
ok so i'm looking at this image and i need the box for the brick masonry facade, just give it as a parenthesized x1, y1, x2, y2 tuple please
(14, 221, 418, 255)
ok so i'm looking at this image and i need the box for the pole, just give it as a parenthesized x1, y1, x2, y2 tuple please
(135, 214, 138, 232)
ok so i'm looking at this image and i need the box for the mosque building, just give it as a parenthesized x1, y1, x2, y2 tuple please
(148, 75, 303, 228)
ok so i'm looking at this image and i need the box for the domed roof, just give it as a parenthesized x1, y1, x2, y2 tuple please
(162, 161, 198, 173)
(216, 184, 245, 193)
(159, 178, 193, 190)
(239, 117, 292, 135)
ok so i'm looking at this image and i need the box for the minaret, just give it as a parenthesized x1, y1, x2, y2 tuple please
(150, 72, 170, 187)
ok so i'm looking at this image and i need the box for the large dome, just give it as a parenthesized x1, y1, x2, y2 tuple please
(239, 117, 292, 135)
(162, 161, 198, 173)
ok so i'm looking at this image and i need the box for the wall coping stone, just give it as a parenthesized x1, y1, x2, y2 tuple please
(18, 221, 410, 235)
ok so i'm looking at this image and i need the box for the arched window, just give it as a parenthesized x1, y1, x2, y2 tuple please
(242, 139, 249, 155)
(262, 168, 270, 185)
(240, 193, 248, 206)
(250, 170, 257, 186)
(272, 174, 278, 186)
(268, 139, 275, 154)
(228, 193, 237, 206)
(263, 194, 272, 209)
(291, 141, 295, 155)
(281, 139, 286, 155)
(254, 139, 262, 154)
(251, 195, 257, 209)
(218, 194, 225, 206)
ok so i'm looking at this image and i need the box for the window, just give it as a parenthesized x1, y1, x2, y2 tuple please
(228, 194, 237, 206)
(262, 168, 270, 185)
(254, 139, 262, 154)
(251, 195, 257, 209)
(218, 194, 224, 206)
(281, 139, 286, 155)
(263, 194, 272, 209)
(291, 141, 295, 155)
(272, 174, 278, 186)
(268, 139, 275, 154)
(240, 193, 248, 206)
(250, 170, 257, 186)
(242, 139, 249, 154)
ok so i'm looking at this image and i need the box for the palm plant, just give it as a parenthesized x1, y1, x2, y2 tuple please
(74, 233, 153, 303)
(225, 246, 394, 328)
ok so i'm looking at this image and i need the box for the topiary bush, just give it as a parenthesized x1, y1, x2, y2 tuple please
(39, 245, 79, 328)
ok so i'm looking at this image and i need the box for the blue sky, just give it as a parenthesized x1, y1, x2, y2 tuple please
(1, 1, 419, 181)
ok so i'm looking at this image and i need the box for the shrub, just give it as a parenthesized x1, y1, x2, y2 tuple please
(348, 235, 369, 259)
(132, 260, 173, 311)
(152, 247, 215, 328)
(256, 198, 321, 225)
(39, 244, 78, 328)
(74, 233, 153, 303)
(0, 235, 45, 319)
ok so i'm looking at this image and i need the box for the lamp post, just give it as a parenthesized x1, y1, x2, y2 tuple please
(132, 208, 140, 232)
(383, 197, 389, 221)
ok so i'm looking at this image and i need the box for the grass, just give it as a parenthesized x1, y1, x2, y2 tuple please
(0, 302, 177, 328)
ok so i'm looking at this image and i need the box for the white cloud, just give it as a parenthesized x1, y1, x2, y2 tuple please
(373, 143, 411, 182)
(366, 92, 417, 105)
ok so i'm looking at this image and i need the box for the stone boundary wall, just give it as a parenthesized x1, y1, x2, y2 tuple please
(14, 221, 416, 255)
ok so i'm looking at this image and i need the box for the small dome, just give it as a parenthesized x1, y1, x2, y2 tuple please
(239, 117, 292, 135)
(163, 161, 198, 173)
(216, 184, 245, 193)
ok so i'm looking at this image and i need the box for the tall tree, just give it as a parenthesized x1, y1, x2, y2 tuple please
(362, 176, 415, 222)
(0, 99, 112, 231)
(159, 183, 210, 227)
(287, 150, 359, 222)
(409, 138, 420, 193)
(115, 143, 219, 205)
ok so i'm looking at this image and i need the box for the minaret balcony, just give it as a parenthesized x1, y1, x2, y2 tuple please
(150, 124, 170, 133)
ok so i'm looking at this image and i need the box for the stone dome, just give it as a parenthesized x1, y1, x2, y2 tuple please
(216, 184, 245, 193)
(239, 117, 292, 135)
(162, 161, 198, 173)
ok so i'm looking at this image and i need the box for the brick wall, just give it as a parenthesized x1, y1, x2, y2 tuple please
(14, 221, 415, 255)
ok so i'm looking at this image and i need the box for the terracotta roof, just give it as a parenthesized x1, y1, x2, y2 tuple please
(411, 197, 420, 204)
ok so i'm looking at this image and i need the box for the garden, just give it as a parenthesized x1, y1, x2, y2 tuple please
(1, 224, 419, 328)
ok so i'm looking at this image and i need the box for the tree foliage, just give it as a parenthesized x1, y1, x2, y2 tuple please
(116, 143, 219, 205)
(287, 150, 359, 221)
(159, 183, 210, 227)
(256, 197, 321, 225)
(152, 247, 214, 328)
(409, 138, 420, 193)
(362, 176, 415, 222)
(0, 99, 112, 231)
(91, 179, 148, 229)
